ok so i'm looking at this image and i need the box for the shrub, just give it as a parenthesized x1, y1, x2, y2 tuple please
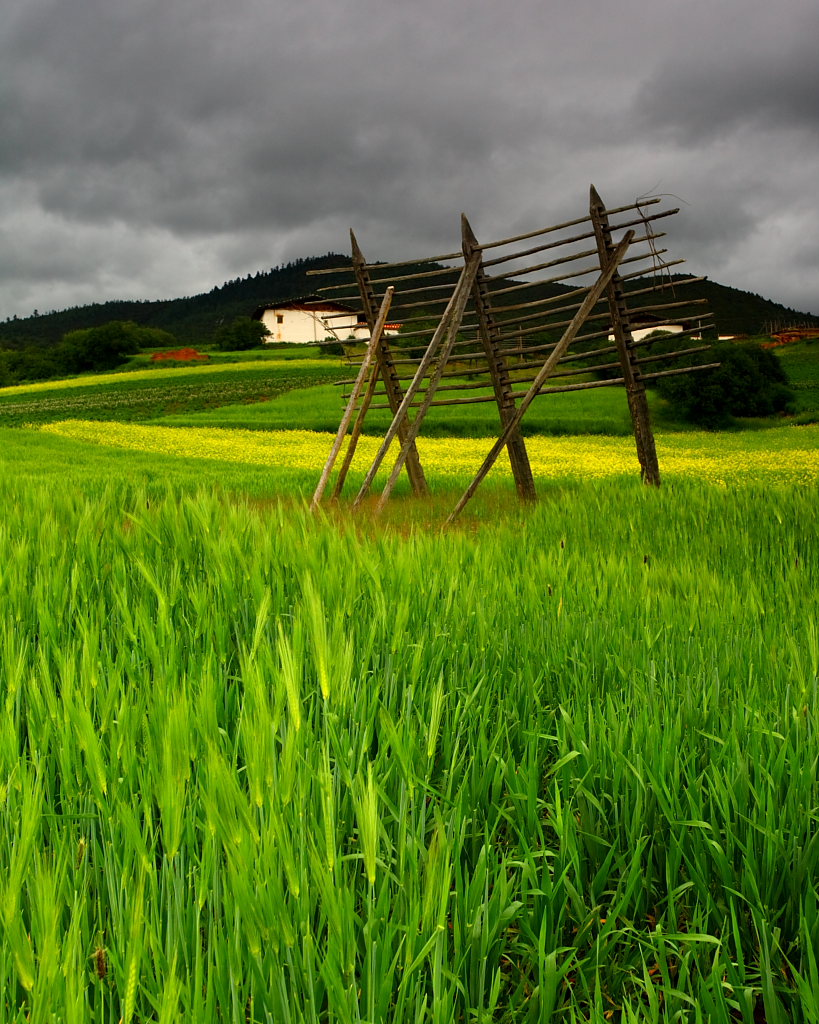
(214, 317, 269, 351)
(61, 321, 175, 372)
(655, 341, 795, 427)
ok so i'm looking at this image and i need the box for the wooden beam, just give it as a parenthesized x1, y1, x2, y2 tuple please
(590, 185, 661, 486)
(352, 252, 481, 508)
(310, 287, 394, 510)
(445, 230, 634, 525)
(373, 252, 482, 512)
(351, 231, 429, 497)
(461, 214, 536, 502)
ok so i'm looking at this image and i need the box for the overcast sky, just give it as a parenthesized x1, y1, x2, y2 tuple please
(3, 0, 818, 321)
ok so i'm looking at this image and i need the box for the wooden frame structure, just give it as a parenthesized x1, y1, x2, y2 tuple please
(309, 186, 718, 521)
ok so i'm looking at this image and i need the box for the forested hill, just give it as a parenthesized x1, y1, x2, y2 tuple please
(0, 255, 351, 349)
(643, 276, 819, 337)
(1, 254, 816, 350)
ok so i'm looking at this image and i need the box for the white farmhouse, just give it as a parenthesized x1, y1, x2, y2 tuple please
(251, 296, 400, 345)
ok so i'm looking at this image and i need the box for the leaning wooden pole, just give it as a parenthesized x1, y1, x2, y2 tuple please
(462, 214, 536, 502)
(330, 365, 381, 500)
(373, 252, 481, 513)
(445, 231, 634, 526)
(589, 185, 661, 486)
(351, 231, 429, 496)
(353, 254, 480, 508)
(310, 287, 395, 510)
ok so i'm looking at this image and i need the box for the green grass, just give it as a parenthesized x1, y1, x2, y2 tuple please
(0, 426, 318, 496)
(126, 344, 329, 367)
(3, 338, 818, 436)
(2, 345, 819, 1020)
(1, 455, 818, 1021)
(154, 380, 643, 436)
(775, 339, 819, 417)
(0, 361, 347, 427)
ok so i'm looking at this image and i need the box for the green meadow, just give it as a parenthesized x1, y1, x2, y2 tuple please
(1, 349, 818, 1022)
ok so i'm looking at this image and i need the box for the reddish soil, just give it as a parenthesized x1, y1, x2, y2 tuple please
(150, 348, 210, 361)
(763, 329, 819, 349)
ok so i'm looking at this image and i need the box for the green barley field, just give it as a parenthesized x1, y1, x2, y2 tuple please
(1, 353, 819, 1022)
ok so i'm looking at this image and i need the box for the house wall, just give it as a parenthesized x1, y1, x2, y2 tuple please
(260, 308, 361, 344)
(259, 308, 400, 344)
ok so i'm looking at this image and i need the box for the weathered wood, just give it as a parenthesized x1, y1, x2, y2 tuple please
(618, 265, 694, 287)
(351, 231, 429, 497)
(634, 345, 711, 366)
(622, 298, 710, 316)
(367, 358, 719, 411)
(482, 227, 598, 268)
(445, 230, 634, 525)
(331, 359, 382, 500)
(486, 252, 665, 316)
(370, 376, 628, 409)
(308, 250, 461, 278)
(495, 320, 715, 363)
(590, 185, 660, 487)
(353, 264, 462, 287)
(485, 240, 669, 291)
(341, 323, 716, 392)
(310, 287, 394, 510)
(373, 252, 484, 512)
(367, 360, 622, 398)
(359, 280, 456, 300)
(461, 215, 536, 502)
(486, 242, 665, 294)
(352, 253, 481, 507)
(305, 200, 666, 280)
(480, 207, 674, 270)
(639, 362, 720, 383)
(473, 199, 660, 253)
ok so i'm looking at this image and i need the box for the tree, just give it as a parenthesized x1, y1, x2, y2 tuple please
(60, 321, 170, 371)
(214, 317, 269, 351)
(655, 341, 795, 427)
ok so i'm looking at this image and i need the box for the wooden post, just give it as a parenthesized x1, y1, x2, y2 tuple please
(353, 253, 480, 508)
(372, 253, 481, 513)
(589, 185, 661, 486)
(445, 232, 634, 525)
(310, 287, 394, 510)
(462, 214, 536, 502)
(351, 231, 429, 496)
(330, 365, 380, 500)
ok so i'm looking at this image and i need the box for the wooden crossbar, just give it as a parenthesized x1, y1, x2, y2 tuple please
(444, 231, 635, 524)
(310, 287, 395, 510)
(310, 186, 718, 517)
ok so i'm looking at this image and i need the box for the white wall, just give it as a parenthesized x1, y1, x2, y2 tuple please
(260, 308, 361, 344)
(260, 308, 399, 344)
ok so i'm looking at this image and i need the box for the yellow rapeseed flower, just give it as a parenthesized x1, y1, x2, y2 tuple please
(35, 420, 819, 486)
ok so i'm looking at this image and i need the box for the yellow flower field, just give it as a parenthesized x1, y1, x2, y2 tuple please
(36, 420, 819, 485)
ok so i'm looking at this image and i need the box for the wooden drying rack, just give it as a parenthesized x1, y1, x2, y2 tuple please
(308, 186, 717, 522)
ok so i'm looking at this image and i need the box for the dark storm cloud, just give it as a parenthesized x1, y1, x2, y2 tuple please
(2, 0, 818, 318)
(637, 4, 819, 141)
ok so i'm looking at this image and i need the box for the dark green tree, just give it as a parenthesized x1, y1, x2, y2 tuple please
(61, 321, 171, 371)
(655, 341, 794, 427)
(214, 317, 269, 351)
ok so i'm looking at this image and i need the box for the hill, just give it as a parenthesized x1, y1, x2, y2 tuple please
(1, 255, 816, 351)
(0, 255, 351, 350)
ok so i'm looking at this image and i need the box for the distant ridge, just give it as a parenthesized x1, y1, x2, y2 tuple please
(1, 255, 816, 349)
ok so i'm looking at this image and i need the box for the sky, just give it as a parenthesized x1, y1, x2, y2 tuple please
(2, 0, 818, 321)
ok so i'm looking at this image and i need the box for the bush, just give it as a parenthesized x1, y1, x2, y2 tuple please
(61, 321, 176, 372)
(214, 317, 269, 351)
(655, 341, 795, 427)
